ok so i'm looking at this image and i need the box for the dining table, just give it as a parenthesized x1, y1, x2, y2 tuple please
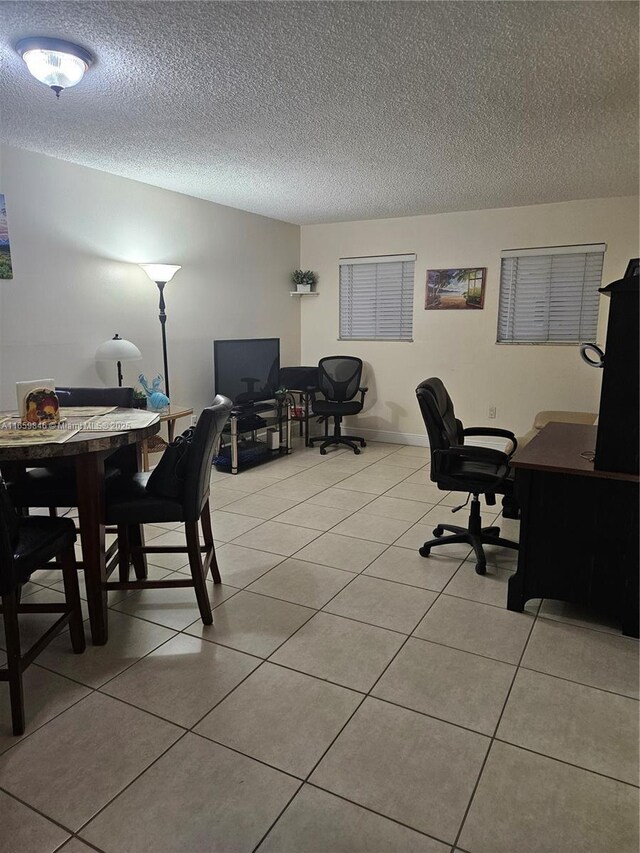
(0, 407, 160, 645)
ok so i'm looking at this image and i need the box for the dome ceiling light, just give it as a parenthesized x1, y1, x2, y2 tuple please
(16, 37, 93, 98)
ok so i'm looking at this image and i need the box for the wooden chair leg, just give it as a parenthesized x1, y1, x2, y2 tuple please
(200, 499, 213, 546)
(129, 524, 148, 580)
(2, 591, 25, 736)
(117, 524, 131, 583)
(200, 505, 221, 584)
(60, 546, 86, 654)
(186, 522, 212, 625)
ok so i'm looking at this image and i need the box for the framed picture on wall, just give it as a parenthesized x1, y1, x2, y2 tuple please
(425, 267, 486, 310)
(0, 193, 13, 280)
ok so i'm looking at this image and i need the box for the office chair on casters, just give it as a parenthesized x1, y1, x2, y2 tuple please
(416, 378, 519, 575)
(309, 356, 368, 455)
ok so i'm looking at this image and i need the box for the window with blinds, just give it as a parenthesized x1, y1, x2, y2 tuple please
(497, 244, 605, 344)
(339, 254, 415, 341)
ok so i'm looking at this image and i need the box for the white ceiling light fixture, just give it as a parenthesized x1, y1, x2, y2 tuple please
(16, 37, 93, 98)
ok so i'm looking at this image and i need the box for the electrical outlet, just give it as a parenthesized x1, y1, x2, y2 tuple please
(488, 406, 497, 419)
(190, 415, 198, 427)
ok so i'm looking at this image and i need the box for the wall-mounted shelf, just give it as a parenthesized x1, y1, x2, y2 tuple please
(290, 291, 319, 296)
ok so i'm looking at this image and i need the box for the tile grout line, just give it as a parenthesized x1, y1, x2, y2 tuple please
(9, 585, 633, 837)
(40, 448, 415, 847)
(451, 593, 542, 850)
(228, 457, 529, 849)
(183, 453, 446, 851)
(7, 443, 635, 848)
(0, 785, 87, 843)
(250, 528, 452, 851)
(71, 729, 192, 842)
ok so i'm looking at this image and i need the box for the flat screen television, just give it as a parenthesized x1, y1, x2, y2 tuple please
(213, 338, 280, 407)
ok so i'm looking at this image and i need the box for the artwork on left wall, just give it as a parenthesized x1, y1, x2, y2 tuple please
(425, 267, 486, 310)
(0, 194, 13, 279)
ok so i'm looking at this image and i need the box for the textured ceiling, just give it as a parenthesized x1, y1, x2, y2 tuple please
(0, 1, 637, 224)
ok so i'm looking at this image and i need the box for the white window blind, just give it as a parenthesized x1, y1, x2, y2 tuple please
(498, 244, 605, 344)
(339, 254, 415, 341)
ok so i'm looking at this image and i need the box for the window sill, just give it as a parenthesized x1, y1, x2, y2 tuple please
(495, 341, 595, 346)
(338, 338, 414, 343)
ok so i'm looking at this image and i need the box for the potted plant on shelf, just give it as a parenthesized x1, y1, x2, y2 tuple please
(132, 388, 147, 409)
(291, 269, 317, 293)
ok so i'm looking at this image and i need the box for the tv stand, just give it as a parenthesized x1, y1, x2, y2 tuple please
(231, 402, 273, 417)
(215, 399, 292, 474)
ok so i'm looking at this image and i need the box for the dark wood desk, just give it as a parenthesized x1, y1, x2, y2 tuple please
(507, 422, 639, 637)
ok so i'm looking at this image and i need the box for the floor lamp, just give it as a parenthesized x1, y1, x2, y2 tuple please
(139, 263, 181, 399)
(95, 334, 142, 386)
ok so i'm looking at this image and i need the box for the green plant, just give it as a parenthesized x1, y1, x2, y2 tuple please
(291, 269, 317, 287)
(133, 388, 146, 400)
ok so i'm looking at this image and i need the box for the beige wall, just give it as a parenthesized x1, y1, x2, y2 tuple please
(0, 145, 300, 414)
(2, 146, 636, 445)
(300, 196, 639, 442)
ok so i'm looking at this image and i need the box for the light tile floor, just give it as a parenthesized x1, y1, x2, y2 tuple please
(1, 439, 638, 853)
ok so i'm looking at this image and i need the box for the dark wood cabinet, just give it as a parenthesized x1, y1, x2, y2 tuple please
(594, 274, 639, 476)
(508, 423, 639, 637)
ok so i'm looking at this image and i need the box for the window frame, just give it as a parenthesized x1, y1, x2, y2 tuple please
(338, 253, 416, 342)
(496, 243, 606, 346)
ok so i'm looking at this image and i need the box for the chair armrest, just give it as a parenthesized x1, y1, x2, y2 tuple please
(432, 445, 512, 488)
(358, 386, 368, 404)
(463, 427, 518, 455)
(436, 444, 511, 468)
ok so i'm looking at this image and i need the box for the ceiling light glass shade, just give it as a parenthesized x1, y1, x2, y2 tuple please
(22, 49, 86, 88)
(95, 336, 142, 362)
(16, 38, 93, 97)
(139, 264, 181, 284)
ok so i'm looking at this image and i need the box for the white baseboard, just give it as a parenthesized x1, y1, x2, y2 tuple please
(309, 425, 510, 452)
(347, 427, 429, 447)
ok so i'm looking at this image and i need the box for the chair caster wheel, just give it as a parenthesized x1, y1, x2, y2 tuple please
(361, 441, 367, 447)
(433, 526, 443, 537)
(475, 562, 487, 575)
(354, 448, 361, 455)
(419, 546, 431, 557)
(320, 448, 327, 455)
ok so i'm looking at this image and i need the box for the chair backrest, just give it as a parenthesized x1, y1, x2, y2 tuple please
(317, 356, 363, 402)
(0, 478, 19, 596)
(182, 395, 233, 520)
(415, 378, 464, 457)
(56, 386, 135, 407)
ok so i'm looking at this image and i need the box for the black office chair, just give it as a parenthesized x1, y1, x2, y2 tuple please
(5, 386, 137, 514)
(0, 479, 85, 735)
(309, 356, 368, 455)
(416, 378, 519, 574)
(104, 396, 232, 625)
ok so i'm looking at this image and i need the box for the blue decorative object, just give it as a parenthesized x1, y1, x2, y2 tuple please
(139, 373, 170, 412)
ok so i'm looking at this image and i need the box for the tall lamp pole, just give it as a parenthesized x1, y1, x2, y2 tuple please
(139, 264, 181, 399)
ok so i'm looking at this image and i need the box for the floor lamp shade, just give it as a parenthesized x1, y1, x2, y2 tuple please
(138, 263, 181, 399)
(139, 264, 181, 284)
(95, 334, 142, 386)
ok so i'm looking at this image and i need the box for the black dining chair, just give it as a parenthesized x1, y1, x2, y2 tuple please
(103, 396, 232, 624)
(416, 377, 519, 574)
(0, 479, 85, 735)
(309, 356, 368, 454)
